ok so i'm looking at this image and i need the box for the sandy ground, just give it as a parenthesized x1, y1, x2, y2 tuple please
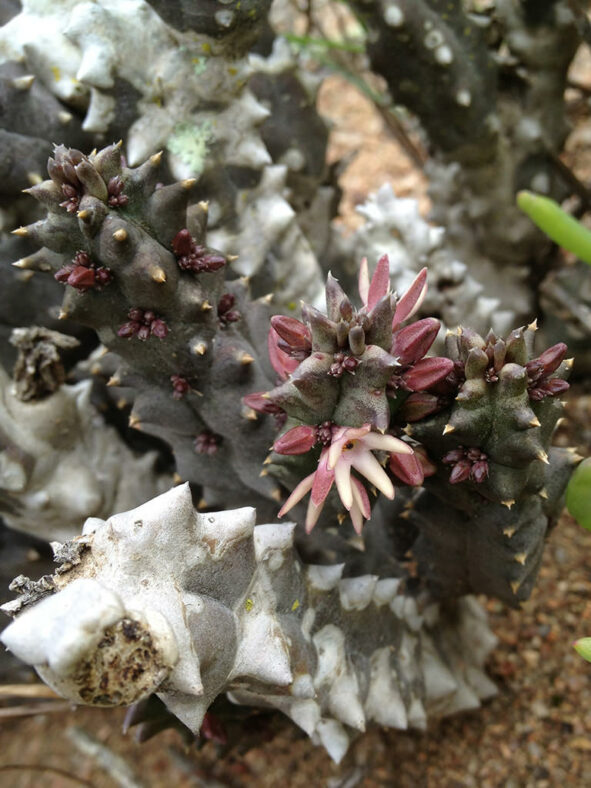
(1, 31, 591, 788)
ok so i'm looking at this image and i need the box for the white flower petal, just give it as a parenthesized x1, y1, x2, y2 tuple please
(351, 452, 394, 499)
(361, 433, 412, 454)
(334, 461, 353, 510)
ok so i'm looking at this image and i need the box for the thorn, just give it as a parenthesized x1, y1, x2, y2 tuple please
(514, 552, 527, 565)
(510, 580, 521, 595)
(564, 358, 574, 369)
(261, 392, 271, 400)
(399, 510, 411, 520)
(527, 319, 538, 331)
(503, 526, 516, 538)
(12, 74, 35, 90)
(116, 140, 123, 148)
(271, 488, 282, 502)
(58, 110, 73, 124)
(445, 329, 455, 338)
(243, 408, 257, 421)
(259, 469, 268, 477)
(403, 500, 415, 511)
(569, 452, 584, 464)
(528, 416, 541, 428)
(539, 487, 549, 499)
(181, 178, 197, 190)
(58, 309, 68, 320)
(263, 455, 272, 465)
(442, 423, 455, 435)
(106, 375, 121, 387)
(17, 270, 34, 282)
(172, 472, 183, 484)
(116, 398, 127, 409)
(77, 209, 91, 220)
(259, 293, 273, 304)
(197, 498, 208, 510)
(200, 300, 212, 311)
(403, 424, 413, 436)
(501, 499, 515, 509)
(456, 325, 463, 335)
(536, 450, 549, 465)
(90, 363, 102, 375)
(149, 151, 163, 166)
(26, 172, 43, 186)
(113, 228, 128, 242)
(192, 342, 207, 355)
(11, 227, 28, 237)
(12, 258, 30, 269)
(239, 352, 254, 366)
(150, 267, 166, 283)
(556, 418, 566, 427)
(227, 254, 239, 262)
(197, 200, 209, 212)
(128, 414, 141, 429)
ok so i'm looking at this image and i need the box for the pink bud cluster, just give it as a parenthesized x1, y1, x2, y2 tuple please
(117, 308, 168, 340)
(54, 251, 113, 292)
(172, 230, 226, 273)
(442, 446, 489, 484)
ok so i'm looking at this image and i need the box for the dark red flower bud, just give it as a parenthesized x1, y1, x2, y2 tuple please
(242, 391, 284, 415)
(137, 325, 151, 341)
(143, 310, 156, 324)
(150, 319, 168, 338)
(270, 316, 312, 352)
(67, 266, 96, 290)
(54, 266, 74, 283)
(117, 321, 139, 338)
(170, 375, 190, 399)
(273, 425, 318, 455)
(200, 712, 227, 745)
(400, 392, 441, 421)
(128, 308, 144, 322)
(449, 460, 472, 484)
(391, 318, 440, 365)
(443, 448, 465, 465)
(172, 229, 194, 257)
(402, 357, 454, 392)
(526, 343, 567, 378)
(470, 460, 489, 483)
(389, 450, 424, 486)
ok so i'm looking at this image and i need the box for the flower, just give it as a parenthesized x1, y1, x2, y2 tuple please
(278, 423, 413, 533)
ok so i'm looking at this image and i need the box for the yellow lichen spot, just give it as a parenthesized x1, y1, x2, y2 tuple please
(201, 42, 212, 54)
(51, 66, 61, 82)
(245, 598, 254, 612)
(287, 301, 297, 311)
(291, 600, 300, 612)
(228, 67, 237, 76)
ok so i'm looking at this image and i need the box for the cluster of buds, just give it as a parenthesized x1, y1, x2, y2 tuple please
(193, 430, 220, 455)
(117, 308, 168, 341)
(54, 251, 112, 292)
(47, 145, 127, 213)
(217, 294, 241, 326)
(171, 230, 226, 273)
(106, 175, 128, 208)
(526, 343, 570, 401)
(442, 446, 489, 484)
(170, 375, 190, 400)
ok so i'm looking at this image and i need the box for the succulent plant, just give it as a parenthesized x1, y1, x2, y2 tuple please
(0, 484, 499, 763)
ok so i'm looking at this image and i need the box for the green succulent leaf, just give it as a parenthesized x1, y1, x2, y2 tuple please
(566, 457, 591, 531)
(574, 637, 591, 663)
(517, 191, 591, 265)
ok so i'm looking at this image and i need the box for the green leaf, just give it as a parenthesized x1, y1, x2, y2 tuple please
(566, 457, 591, 531)
(516, 191, 591, 265)
(574, 637, 591, 663)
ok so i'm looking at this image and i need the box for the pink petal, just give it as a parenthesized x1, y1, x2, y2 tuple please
(392, 267, 428, 330)
(358, 257, 370, 306)
(389, 450, 424, 486)
(268, 327, 298, 379)
(367, 254, 391, 311)
(278, 472, 315, 517)
(350, 451, 394, 499)
(334, 460, 354, 510)
(311, 448, 335, 506)
(351, 476, 371, 519)
(273, 425, 317, 455)
(270, 315, 311, 351)
(349, 499, 365, 534)
(305, 498, 325, 533)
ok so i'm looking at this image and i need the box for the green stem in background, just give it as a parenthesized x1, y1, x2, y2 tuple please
(566, 457, 591, 531)
(517, 191, 591, 265)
